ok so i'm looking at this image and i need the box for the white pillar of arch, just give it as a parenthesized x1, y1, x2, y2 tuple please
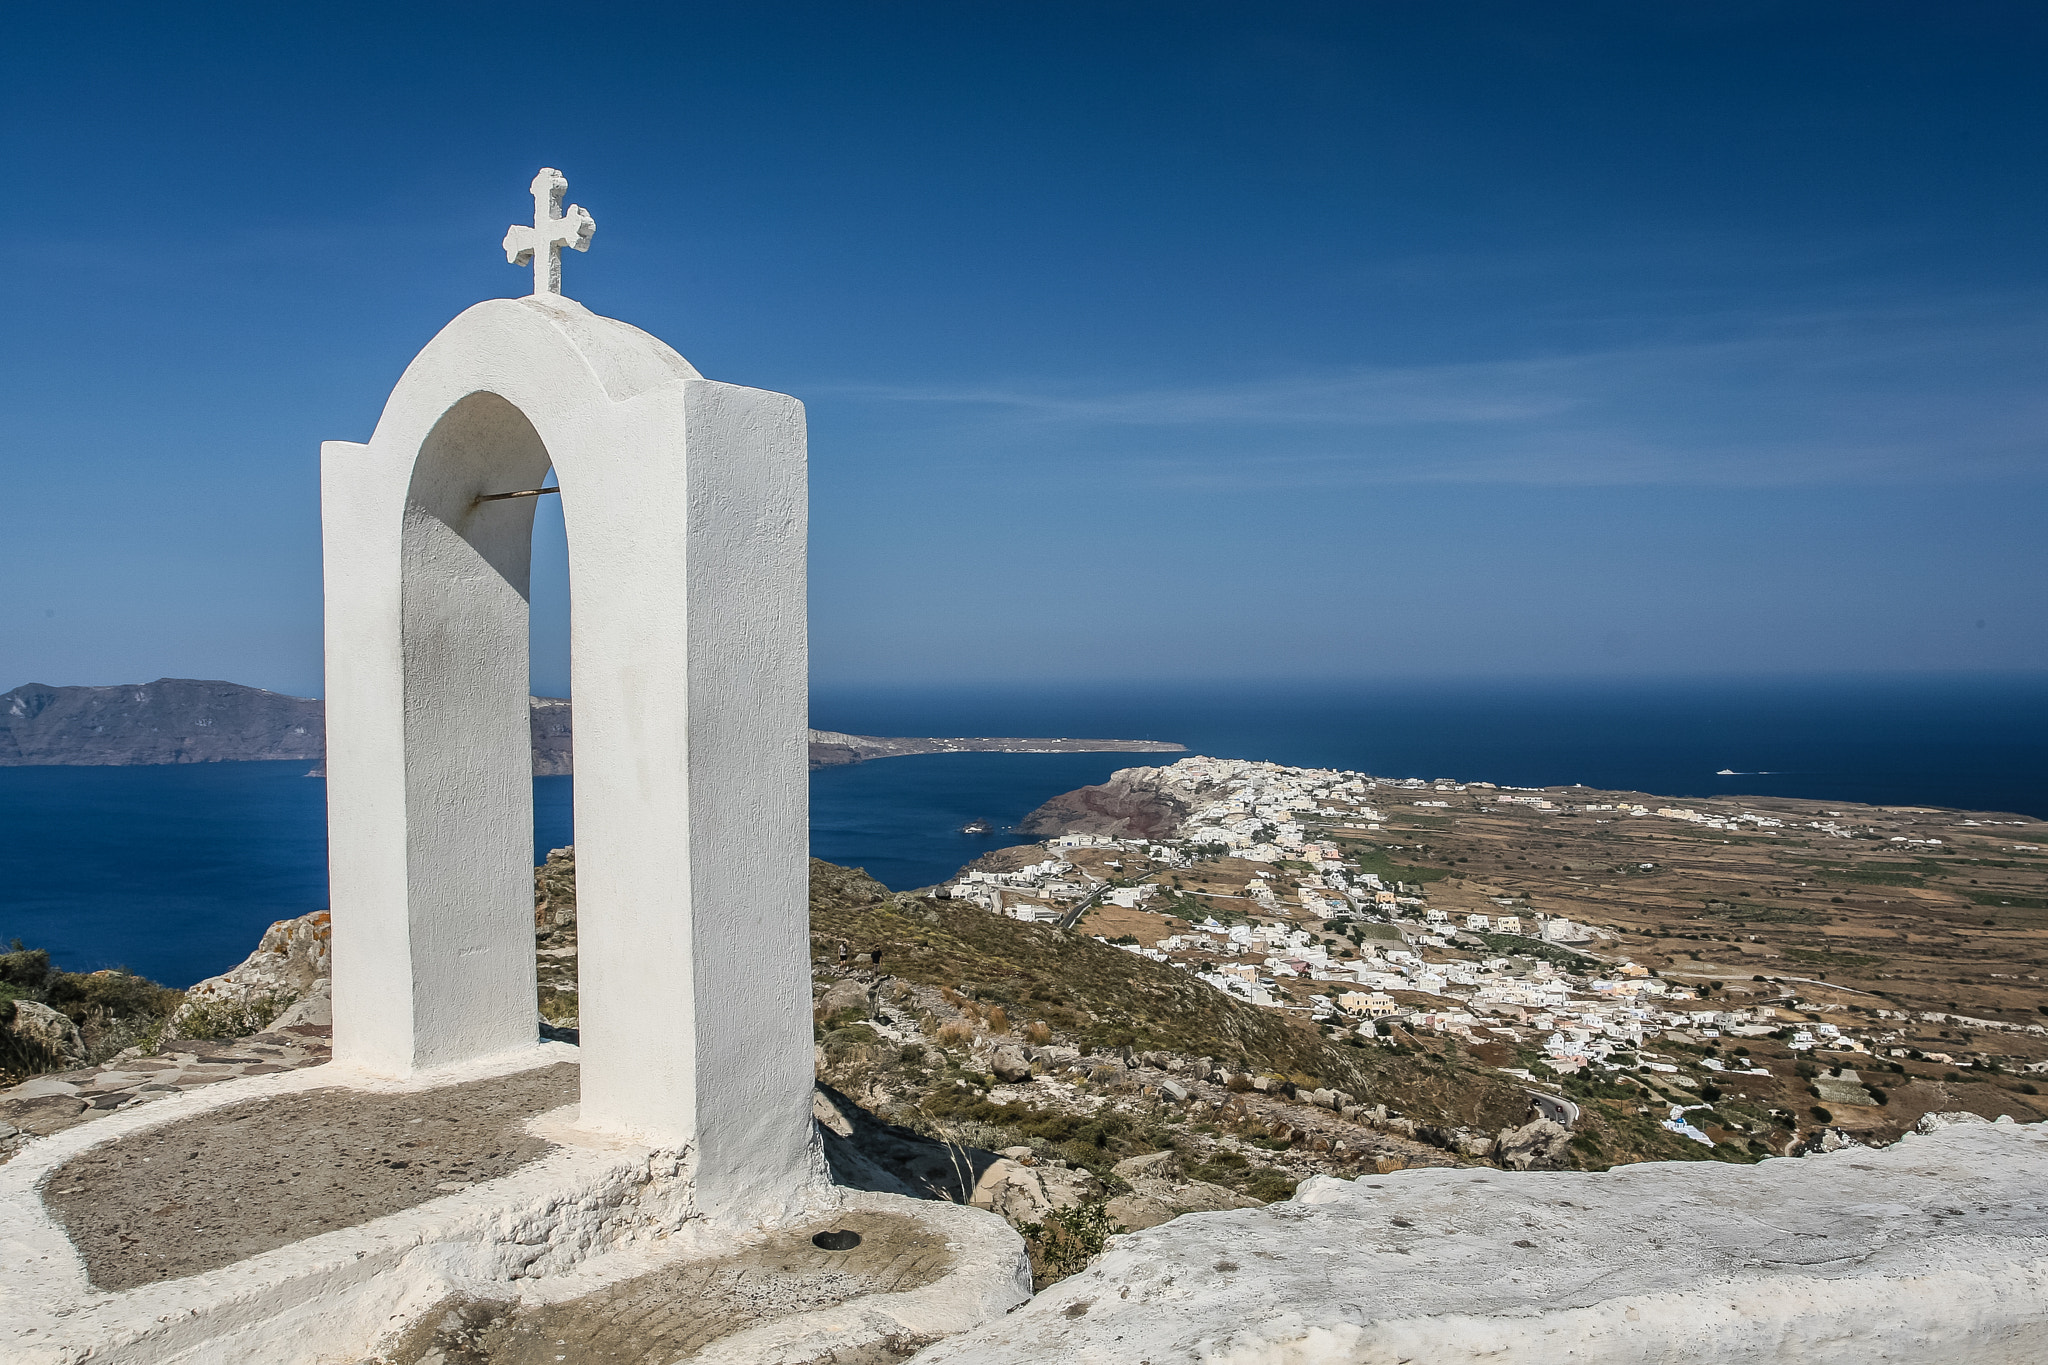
(320, 293, 816, 1219)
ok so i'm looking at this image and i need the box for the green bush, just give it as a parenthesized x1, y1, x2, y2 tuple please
(1246, 1168, 1299, 1202)
(176, 992, 294, 1041)
(0, 945, 56, 994)
(0, 1009, 60, 1078)
(1018, 1200, 1126, 1283)
(821, 1024, 879, 1061)
(47, 968, 182, 1025)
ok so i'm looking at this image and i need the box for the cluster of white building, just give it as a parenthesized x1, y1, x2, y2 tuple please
(968, 756, 1974, 1098)
(950, 759, 1796, 1060)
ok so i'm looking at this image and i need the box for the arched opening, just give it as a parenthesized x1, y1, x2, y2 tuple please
(324, 294, 813, 1199)
(395, 391, 553, 1068)
(528, 442, 577, 1026)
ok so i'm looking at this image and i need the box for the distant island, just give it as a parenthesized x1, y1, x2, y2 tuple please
(0, 679, 1185, 774)
(804, 729, 1186, 771)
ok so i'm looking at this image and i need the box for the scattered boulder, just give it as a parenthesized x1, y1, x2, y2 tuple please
(813, 977, 872, 1022)
(1456, 1132, 1497, 1159)
(1106, 1180, 1265, 1232)
(169, 911, 330, 1039)
(812, 1087, 855, 1137)
(972, 1158, 1103, 1225)
(1494, 1117, 1571, 1171)
(271, 979, 332, 1030)
(1111, 1149, 1183, 1183)
(1157, 1078, 1189, 1103)
(991, 1046, 1033, 1083)
(6, 999, 86, 1067)
(1037, 1162, 1104, 1210)
(1917, 1111, 1995, 1134)
(1105, 1147, 1264, 1231)
(1795, 1126, 1864, 1156)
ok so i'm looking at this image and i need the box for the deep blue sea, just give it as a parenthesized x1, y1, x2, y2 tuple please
(3, 675, 2042, 988)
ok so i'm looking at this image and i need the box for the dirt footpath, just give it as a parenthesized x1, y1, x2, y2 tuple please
(42, 1062, 578, 1290)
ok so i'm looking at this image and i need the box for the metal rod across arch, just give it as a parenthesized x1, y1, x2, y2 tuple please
(475, 485, 562, 502)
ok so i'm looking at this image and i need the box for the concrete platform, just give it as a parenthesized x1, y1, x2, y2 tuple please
(1, 1047, 1029, 1364)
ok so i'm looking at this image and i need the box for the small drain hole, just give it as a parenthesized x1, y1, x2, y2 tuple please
(813, 1229, 862, 1251)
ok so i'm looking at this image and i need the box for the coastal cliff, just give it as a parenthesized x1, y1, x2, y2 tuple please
(0, 680, 323, 766)
(806, 730, 1186, 771)
(1016, 763, 1197, 839)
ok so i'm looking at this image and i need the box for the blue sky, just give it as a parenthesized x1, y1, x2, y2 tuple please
(4, 2, 2045, 697)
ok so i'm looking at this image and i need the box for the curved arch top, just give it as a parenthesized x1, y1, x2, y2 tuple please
(379, 295, 704, 442)
(319, 295, 817, 1222)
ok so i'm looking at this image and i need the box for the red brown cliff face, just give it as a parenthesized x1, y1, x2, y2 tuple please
(1016, 766, 1193, 840)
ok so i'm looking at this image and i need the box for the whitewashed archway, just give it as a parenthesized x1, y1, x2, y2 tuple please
(319, 285, 815, 1215)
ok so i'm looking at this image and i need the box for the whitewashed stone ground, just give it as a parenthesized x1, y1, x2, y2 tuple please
(912, 1120, 2048, 1364)
(3, 1050, 1027, 1363)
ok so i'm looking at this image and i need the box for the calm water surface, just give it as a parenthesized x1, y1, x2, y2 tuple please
(3, 675, 2041, 986)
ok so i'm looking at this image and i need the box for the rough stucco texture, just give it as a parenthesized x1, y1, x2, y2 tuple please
(914, 1122, 2048, 1365)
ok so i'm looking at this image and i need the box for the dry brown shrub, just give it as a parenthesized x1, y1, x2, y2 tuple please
(1025, 1020, 1053, 1045)
(986, 1006, 1011, 1034)
(937, 1020, 975, 1046)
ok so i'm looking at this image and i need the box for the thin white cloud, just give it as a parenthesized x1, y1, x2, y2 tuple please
(823, 301, 2048, 488)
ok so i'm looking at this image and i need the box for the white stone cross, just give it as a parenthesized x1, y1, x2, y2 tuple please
(503, 167, 596, 297)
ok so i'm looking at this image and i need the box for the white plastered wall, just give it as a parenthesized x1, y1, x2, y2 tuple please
(321, 294, 816, 1219)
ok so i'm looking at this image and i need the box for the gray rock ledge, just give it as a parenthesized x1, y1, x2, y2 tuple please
(915, 1121, 2048, 1364)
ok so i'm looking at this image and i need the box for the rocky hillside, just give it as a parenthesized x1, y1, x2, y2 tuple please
(801, 869, 1722, 1164)
(0, 680, 323, 765)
